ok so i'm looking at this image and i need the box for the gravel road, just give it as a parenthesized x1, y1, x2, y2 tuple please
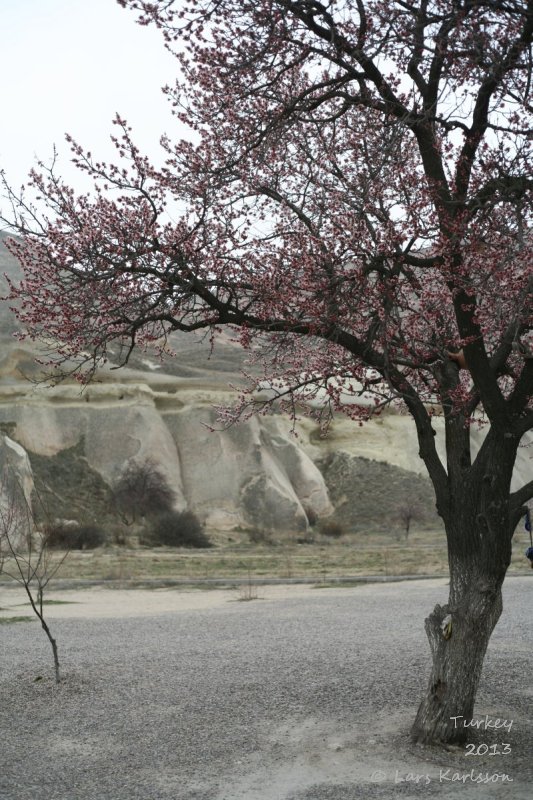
(1, 577, 531, 800)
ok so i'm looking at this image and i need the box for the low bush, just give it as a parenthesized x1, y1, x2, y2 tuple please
(75, 525, 106, 549)
(44, 524, 71, 549)
(142, 510, 212, 549)
(247, 527, 274, 545)
(45, 523, 106, 550)
(296, 534, 315, 545)
(318, 519, 345, 539)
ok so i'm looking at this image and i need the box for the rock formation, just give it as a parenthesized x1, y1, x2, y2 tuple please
(0, 232, 333, 531)
(0, 434, 34, 550)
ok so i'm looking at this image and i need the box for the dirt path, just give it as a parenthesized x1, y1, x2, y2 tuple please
(1, 581, 356, 618)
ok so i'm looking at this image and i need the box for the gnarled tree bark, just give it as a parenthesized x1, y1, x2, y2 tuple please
(411, 425, 517, 743)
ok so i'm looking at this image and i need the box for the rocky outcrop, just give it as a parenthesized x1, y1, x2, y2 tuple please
(0, 380, 332, 532)
(0, 232, 333, 532)
(317, 452, 440, 532)
(0, 435, 34, 549)
(163, 408, 331, 530)
(0, 384, 186, 508)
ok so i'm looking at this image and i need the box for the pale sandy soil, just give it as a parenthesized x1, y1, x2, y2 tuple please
(1, 578, 531, 800)
(0, 581, 360, 619)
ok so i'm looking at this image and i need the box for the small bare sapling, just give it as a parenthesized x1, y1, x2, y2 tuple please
(0, 471, 69, 683)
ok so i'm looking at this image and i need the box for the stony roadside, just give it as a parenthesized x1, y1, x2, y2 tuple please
(1, 577, 531, 800)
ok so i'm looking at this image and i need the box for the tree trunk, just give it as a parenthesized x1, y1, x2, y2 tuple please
(411, 574, 503, 744)
(409, 417, 517, 745)
(411, 490, 511, 746)
(43, 621, 61, 685)
(24, 584, 62, 683)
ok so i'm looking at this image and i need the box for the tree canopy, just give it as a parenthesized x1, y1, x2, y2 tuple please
(3, 2, 531, 435)
(1, 0, 532, 744)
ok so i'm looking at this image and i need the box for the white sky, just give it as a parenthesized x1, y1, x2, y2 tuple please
(0, 0, 180, 195)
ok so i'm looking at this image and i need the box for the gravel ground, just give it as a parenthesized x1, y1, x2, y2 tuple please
(1, 577, 531, 800)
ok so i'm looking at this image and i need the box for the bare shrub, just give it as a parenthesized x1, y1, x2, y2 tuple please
(319, 519, 345, 539)
(141, 510, 211, 549)
(45, 522, 106, 550)
(247, 527, 274, 545)
(236, 571, 259, 601)
(111, 460, 175, 527)
(397, 500, 423, 540)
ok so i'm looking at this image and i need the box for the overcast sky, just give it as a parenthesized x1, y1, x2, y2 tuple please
(0, 0, 179, 195)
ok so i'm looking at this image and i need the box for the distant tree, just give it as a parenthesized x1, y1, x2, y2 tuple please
(2, 0, 532, 745)
(111, 460, 175, 528)
(398, 499, 423, 540)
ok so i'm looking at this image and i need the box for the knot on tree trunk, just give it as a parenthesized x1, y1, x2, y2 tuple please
(476, 513, 489, 531)
(412, 583, 504, 745)
(425, 604, 452, 656)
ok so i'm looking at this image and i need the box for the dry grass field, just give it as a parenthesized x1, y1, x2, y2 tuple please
(4, 526, 529, 585)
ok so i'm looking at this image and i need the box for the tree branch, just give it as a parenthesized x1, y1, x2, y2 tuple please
(510, 480, 533, 512)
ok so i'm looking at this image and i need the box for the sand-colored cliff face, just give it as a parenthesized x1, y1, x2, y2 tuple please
(0, 254, 335, 531)
(162, 407, 332, 530)
(0, 435, 34, 549)
(0, 372, 332, 531)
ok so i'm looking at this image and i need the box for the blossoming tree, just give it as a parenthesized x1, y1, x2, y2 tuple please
(2, 0, 532, 744)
